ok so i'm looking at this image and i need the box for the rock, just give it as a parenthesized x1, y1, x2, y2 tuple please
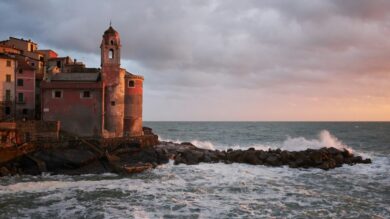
(266, 155, 281, 166)
(242, 151, 260, 165)
(0, 167, 10, 176)
(257, 150, 268, 161)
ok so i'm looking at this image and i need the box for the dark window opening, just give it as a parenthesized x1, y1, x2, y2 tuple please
(19, 69, 23, 73)
(110, 40, 114, 45)
(82, 91, 91, 98)
(6, 60, 11, 67)
(6, 74, 11, 82)
(111, 101, 116, 106)
(5, 90, 11, 101)
(22, 109, 28, 115)
(54, 90, 62, 98)
(109, 49, 114, 59)
(40, 57, 44, 61)
(128, 80, 135, 88)
(56, 61, 61, 68)
(17, 79, 24, 86)
(24, 132, 31, 142)
(30, 44, 34, 52)
(5, 107, 10, 115)
(18, 93, 24, 103)
(31, 62, 35, 67)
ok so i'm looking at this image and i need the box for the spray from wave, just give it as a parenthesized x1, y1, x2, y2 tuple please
(158, 137, 216, 150)
(281, 130, 353, 152)
(159, 130, 353, 153)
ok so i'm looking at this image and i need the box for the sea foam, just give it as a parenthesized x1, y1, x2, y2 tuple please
(159, 130, 353, 153)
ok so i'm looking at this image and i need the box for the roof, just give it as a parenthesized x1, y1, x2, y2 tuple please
(125, 71, 144, 80)
(49, 56, 71, 61)
(104, 25, 118, 35)
(9, 37, 37, 45)
(0, 53, 16, 60)
(50, 73, 100, 82)
(17, 58, 35, 70)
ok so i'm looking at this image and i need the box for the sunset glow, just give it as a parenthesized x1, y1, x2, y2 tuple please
(1, 0, 389, 121)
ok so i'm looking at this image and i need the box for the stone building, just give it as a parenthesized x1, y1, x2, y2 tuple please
(0, 54, 17, 121)
(41, 25, 144, 138)
(15, 58, 36, 119)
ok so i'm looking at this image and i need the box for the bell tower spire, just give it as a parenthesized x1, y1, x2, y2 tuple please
(101, 25, 121, 67)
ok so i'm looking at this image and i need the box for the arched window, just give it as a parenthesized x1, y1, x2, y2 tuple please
(110, 40, 114, 45)
(109, 49, 114, 59)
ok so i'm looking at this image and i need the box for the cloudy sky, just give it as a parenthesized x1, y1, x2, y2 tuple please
(1, 0, 390, 121)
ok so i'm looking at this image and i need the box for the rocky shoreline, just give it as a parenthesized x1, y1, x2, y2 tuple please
(0, 136, 372, 177)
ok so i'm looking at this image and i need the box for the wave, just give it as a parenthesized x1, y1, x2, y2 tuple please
(281, 130, 353, 153)
(159, 130, 353, 153)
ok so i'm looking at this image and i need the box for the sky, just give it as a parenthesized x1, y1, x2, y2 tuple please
(1, 0, 390, 121)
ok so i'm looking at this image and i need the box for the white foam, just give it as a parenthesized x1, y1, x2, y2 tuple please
(159, 136, 216, 150)
(281, 130, 353, 152)
(160, 130, 353, 153)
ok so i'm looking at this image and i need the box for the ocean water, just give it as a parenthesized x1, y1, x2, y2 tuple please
(0, 122, 389, 218)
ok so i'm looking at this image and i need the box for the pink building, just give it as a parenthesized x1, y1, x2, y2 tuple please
(15, 58, 36, 119)
(41, 25, 144, 138)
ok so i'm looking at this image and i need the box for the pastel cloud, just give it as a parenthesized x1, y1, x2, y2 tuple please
(0, 0, 389, 120)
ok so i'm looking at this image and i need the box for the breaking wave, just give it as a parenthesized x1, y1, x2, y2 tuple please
(159, 130, 353, 153)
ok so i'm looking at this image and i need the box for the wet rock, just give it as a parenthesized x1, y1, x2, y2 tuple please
(266, 155, 281, 166)
(0, 167, 10, 176)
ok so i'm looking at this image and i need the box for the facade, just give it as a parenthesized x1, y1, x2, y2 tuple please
(41, 73, 103, 137)
(15, 58, 36, 119)
(0, 37, 45, 76)
(41, 25, 144, 138)
(0, 54, 17, 121)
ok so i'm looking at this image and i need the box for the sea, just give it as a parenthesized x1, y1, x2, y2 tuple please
(0, 122, 389, 218)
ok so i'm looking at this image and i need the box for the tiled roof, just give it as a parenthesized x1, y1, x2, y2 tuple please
(125, 71, 144, 80)
(50, 72, 100, 82)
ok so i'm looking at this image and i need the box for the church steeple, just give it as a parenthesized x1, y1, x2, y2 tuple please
(101, 25, 121, 67)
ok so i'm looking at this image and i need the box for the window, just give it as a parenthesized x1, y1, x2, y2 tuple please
(111, 101, 116, 106)
(5, 90, 10, 101)
(109, 49, 114, 59)
(17, 79, 24, 86)
(53, 90, 63, 98)
(6, 60, 11, 67)
(81, 90, 91, 98)
(56, 61, 61, 68)
(31, 62, 35, 67)
(22, 109, 28, 115)
(30, 44, 34, 52)
(24, 132, 31, 142)
(128, 80, 135, 88)
(18, 93, 24, 103)
(6, 74, 11, 82)
(5, 107, 10, 115)
(110, 40, 114, 45)
(19, 69, 23, 73)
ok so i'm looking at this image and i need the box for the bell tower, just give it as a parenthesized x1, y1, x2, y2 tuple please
(101, 25, 121, 73)
(100, 25, 125, 137)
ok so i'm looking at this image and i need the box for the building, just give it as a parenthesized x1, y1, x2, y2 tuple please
(41, 25, 144, 138)
(0, 54, 17, 121)
(15, 58, 36, 119)
(0, 37, 45, 76)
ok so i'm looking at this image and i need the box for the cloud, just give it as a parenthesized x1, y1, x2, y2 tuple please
(0, 0, 389, 120)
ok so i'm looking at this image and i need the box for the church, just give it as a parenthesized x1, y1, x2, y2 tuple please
(41, 25, 144, 138)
